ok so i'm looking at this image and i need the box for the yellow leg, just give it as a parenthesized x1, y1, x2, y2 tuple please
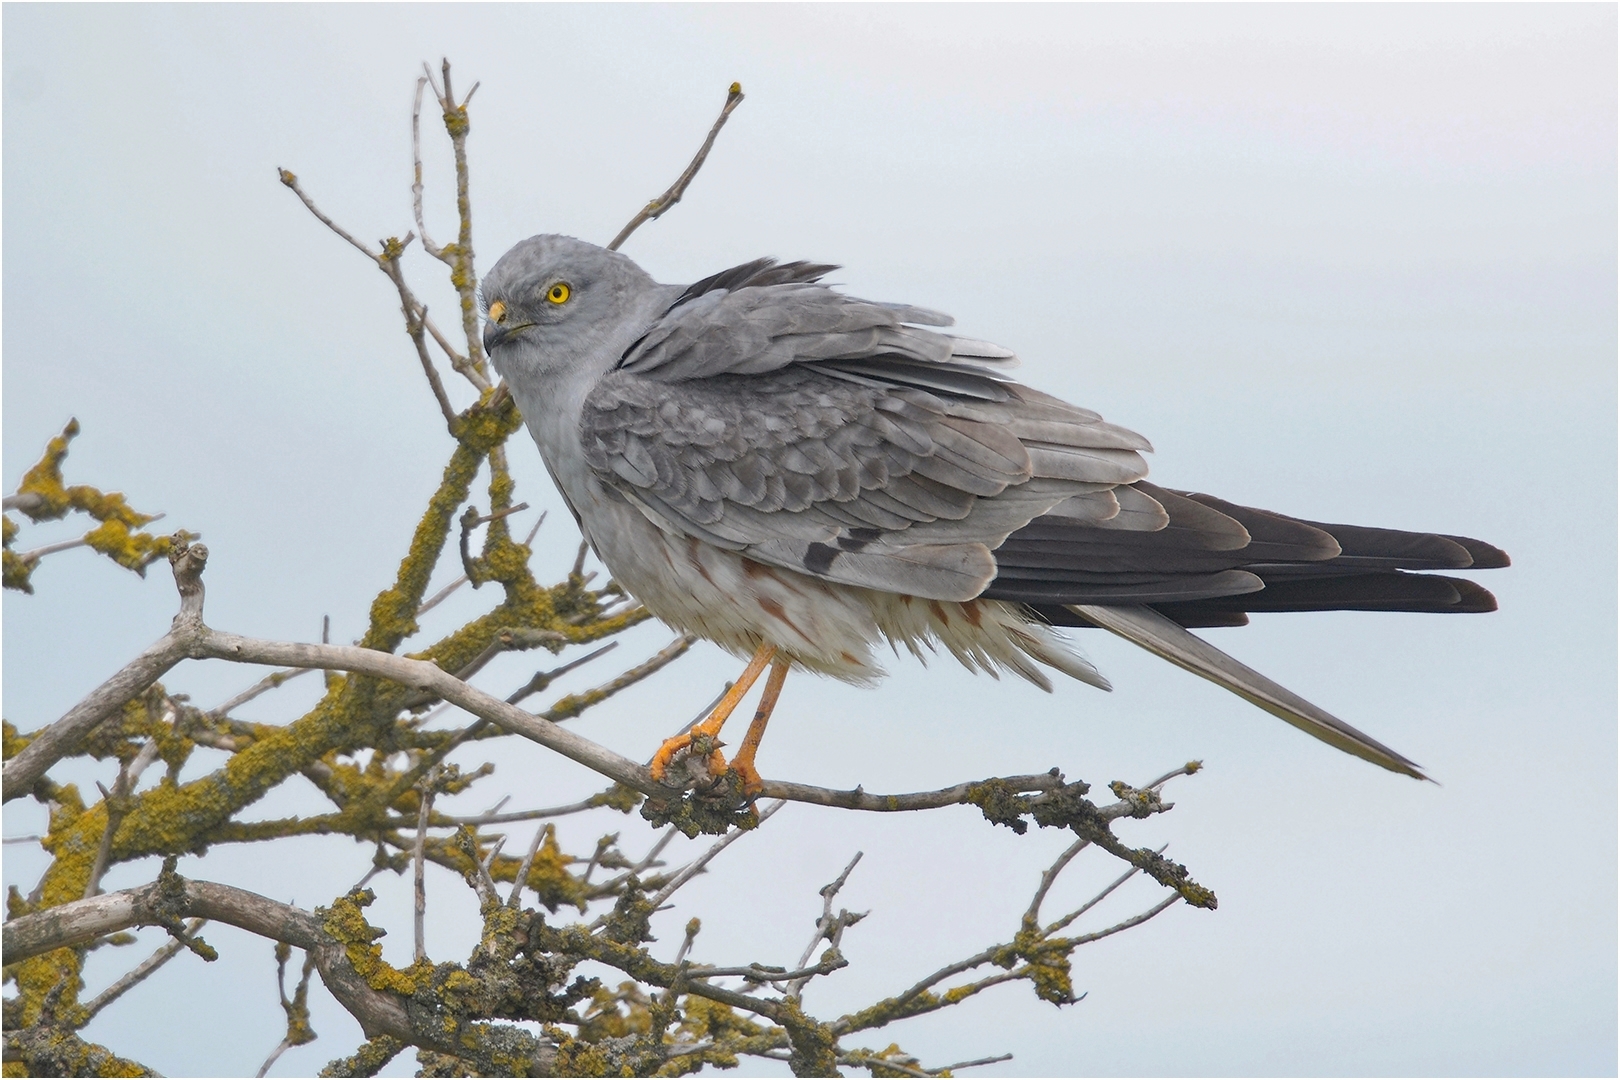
(649, 643, 777, 782)
(729, 657, 790, 797)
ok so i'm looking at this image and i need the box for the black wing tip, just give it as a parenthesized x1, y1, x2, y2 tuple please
(1441, 534, 1512, 569)
(675, 257, 841, 307)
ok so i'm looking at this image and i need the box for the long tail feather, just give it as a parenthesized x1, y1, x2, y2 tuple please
(1069, 603, 1427, 780)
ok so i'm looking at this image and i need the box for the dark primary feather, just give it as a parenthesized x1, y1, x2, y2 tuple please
(589, 253, 1506, 621)
(1002, 486, 1507, 627)
(672, 258, 841, 307)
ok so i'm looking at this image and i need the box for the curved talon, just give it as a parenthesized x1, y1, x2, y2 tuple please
(730, 758, 765, 798)
(648, 733, 695, 781)
(650, 644, 776, 783)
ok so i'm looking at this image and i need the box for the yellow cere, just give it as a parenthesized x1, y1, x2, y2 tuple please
(547, 283, 571, 304)
(489, 300, 507, 324)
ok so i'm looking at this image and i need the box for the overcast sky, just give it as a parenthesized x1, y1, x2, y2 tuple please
(3, 5, 1615, 1077)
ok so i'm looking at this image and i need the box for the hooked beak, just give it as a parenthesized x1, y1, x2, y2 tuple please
(482, 319, 531, 354)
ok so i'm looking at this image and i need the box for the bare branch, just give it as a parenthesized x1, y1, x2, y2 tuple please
(410, 76, 443, 259)
(257, 1039, 293, 1078)
(1055, 892, 1180, 949)
(1042, 844, 1166, 938)
(938, 1053, 1016, 1074)
(608, 82, 746, 251)
(1023, 836, 1089, 928)
(3, 540, 207, 801)
(379, 249, 457, 425)
(3, 491, 45, 513)
(758, 771, 1070, 813)
(13, 536, 90, 562)
(789, 851, 864, 1000)
(415, 574, 468, 618)
(640, 799, 785, 913)
(535, 634, 694, 721)
(505, 821, 550, 908)
(85, 741, 160, 899)
(79, 918, 207, 1022)
(277, 169, 380, 262)
(1146, 761, 1203, 790)
(506, 641, 618, 707)
(209, 666, 316, 719)
(687, 955, 847, 982)
(417, 301, 486, 390)
(413, 772, 438, 963)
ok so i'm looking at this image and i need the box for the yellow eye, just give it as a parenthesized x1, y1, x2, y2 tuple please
(488, 300, 507, 324)
(546, 283, 571, 304)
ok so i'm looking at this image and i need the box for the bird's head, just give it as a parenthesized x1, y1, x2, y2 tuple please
(480, 234, 663, 386)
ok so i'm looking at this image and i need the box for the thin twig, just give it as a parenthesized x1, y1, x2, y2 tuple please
(580, 833, 615, 887)
(417, 512, 542, 617)
(506, 642, 618, 707)
(506, 821, 551, 909)
(85, 741, 160, 899)
(839, 1052, 932, 1079)
(1023, 836, 1090, 928)
(608, 82, 746, 251)
(422, 793, 607, 828)
(417, 301, 486, 389)
(1146, 761, 1203, 790)
(257, 1039, 292, 1078)
(537, 635, 694, 722)
(381, 252, 457, 425)
(416, 575, 468, 617)
(79, 918, 207, 1022)
(938, 1053, 1016, 1074)
(277, 170, 378, 261)
(468, 832, 506, 909)
(410, 76, 443, 259)
(640, 800, 785, 913)
(1054, 893, 1180, 948)
(211, 667, 315, 719)
(788, 851, 864, 1000)
(672, 918, 700, 967)
(592, 826, 679, 897)
(12, 536, 90, 562)
(1043, 847, 1168, 938)
(423, 58, 489, 378)
(687, 956, 846, 982)
(413, 772, 438, 963)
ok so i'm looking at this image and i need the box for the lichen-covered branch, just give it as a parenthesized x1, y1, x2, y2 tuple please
(1, 61, 1218, 1078)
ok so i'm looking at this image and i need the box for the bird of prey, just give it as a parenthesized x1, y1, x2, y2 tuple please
(481, 235, 1507, 790)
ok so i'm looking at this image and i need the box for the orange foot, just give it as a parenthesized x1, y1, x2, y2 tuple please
(649, 644, 777, 785)
(648, 731, 727, 784)
(728, 756, 765, 798)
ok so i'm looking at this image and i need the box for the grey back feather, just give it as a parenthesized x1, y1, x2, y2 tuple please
(582, 271, 1159, 601)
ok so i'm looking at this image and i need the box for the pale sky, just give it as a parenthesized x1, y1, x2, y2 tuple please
(4, 5, 1615, 1077)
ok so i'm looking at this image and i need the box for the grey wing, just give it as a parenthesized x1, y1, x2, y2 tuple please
(583, 283, 1153, 601)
